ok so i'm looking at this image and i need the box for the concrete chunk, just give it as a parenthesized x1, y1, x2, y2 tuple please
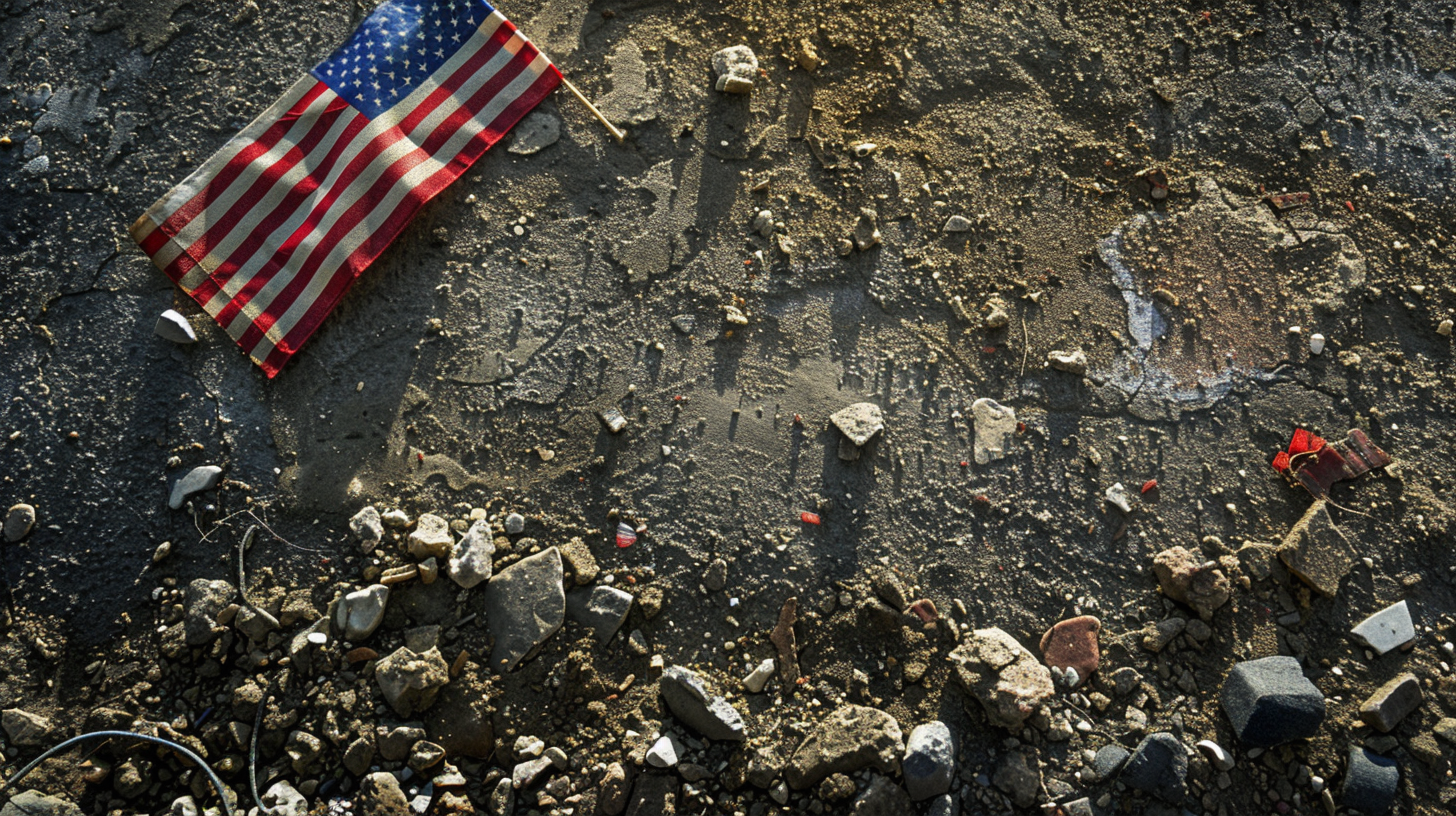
(1359, 673, 1422, 733)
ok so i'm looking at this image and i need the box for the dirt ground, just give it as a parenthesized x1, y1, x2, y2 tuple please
(3, 0, 1456, 814)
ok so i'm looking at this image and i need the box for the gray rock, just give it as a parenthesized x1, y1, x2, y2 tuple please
(1342, 746, 1398, 815)
(504, 512, 526, 535)
(1278, 499, 1355, 596)
(262, 781, 308, 816)
(970, 399, 1016, 464)
(566, 585, 633, 644)
(0, 791, 83, 816)
(646, 735, 683, 768)
(447, 520, 495, 589)
(745, 747, 781, 788)
(1350, 601, 1415, 656)
(350, 506, 383, 550)
(947, 627, 1053, 729)
(234, 605, 280, 642)
(168, 465, 222, 509)
(407, 514, 453, 560)
(1220, 656, 1325, 747)
(1090, 744, 1130, 781)
(184, 578, 236, 646)
(902, 721, 954, 800)
(154, 309, 197, 344)
(992, 750, 1041, 808)
(659, 665, 746, 742)
(670, 314, 697, 334)
(358, 772, 410, 816)
(507, 110, 561, 155)
(599, 763, 629, 815)
(336, 584, 389, 641)
(851, 775, 913, 815)
(4, 503, 36, 542)
(830, 402, 884, 447)
(1359, 673, 1422, 732)
(1047, 349, 1088, 375)
(925, 793, 957, 816)
(785, 704, 903, 789)
(852, 208, 881, 251)
(2, 709, 50, 746)
(513, 756, 553, 788)
(1121, 732, 1187, 803)
(344, 736, 376, 776)
(711, 45, 757, 93)
(378, 724, 426, 761)
(484, 547, 565, 672)
(488, 778, 513, 816)
(376, 646, 450, 716)
(703, 558, 728, 591)
(169, 796, 197, 816)
(943, 215, 973, 232)
(1059, 798, 1094, 816)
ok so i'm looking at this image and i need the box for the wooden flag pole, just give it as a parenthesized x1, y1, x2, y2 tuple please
(560, 75, 626, 142)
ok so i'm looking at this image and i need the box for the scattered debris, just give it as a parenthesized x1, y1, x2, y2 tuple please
(1265, 191, 1311, 212)
(614, 522, 637, 548)
(771, 597, 801, 688)
(1104, 483, 1132, 514)
(1271, 427, 1390, 499)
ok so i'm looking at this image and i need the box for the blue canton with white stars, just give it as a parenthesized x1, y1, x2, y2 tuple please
(312, 0, 496, 120)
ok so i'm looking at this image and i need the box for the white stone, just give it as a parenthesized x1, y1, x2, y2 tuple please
(943, 215, 974, 232)
(1197, 739, 1235, 771)
(504, 512, 526, 535)
(645, 734, 683, 768)
(448, 520, 495, 589)
(711, 45, 757, 93)
(1309, 334, 1325, 355)
(155, 309, 197, 344)
(971, 398, 1016, 464)
(743, 658, 775, 693)
(1104, 483, 1132, 514)
(350, 505, 383, 551)
(336, 584, 389, 641)
(830, 402, 885, 447)
(1350, 600, 1415, 656)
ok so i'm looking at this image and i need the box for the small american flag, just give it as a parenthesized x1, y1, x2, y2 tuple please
(131, 0, 561, 376)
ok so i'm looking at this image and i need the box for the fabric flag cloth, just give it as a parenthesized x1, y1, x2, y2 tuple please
(130, 0, 561, 376)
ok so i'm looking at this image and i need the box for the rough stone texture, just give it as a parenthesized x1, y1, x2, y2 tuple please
(168, 465, 222, 510)
(445, 519, 494, 588)
(358, 772, 410, 816)
(376, 646, 450, 716)
(1121, 732, 1188, 803)
(1090, 744, 1130, 782)
(971, 398, 1016, 464)
(785, 705, 904, 789)
(992, 750, 1041, 808)
(566, 585, 633, 644)
(4, 503, 36, 542)
(484, 547, 564, 672)
(1221, 656, 1326, 747)
(646, 734, 683, 768)
(902, 721, 954, 801)
(1342, 747, 1398, 815)
(850, 775, 913, 815)
(1152, 546, 1231, 620)
(335, 584, 389, 641)
(2, 709, 50, 746)
(947, 627, 1054, 729)
(235, 606, 279, 642)
(711, 45, 757, 93)
(558, 536, 599, 586)
(830, 402, 884, 447)
(1350, 601, 1415, 656)
(771, 597, 800, 688)
(426, 678, 497, 758)
(343, 737, 376, 776)
(1279, 499, 1355, 596)
(1359, 673, 1423, 733)
(183, 578, 236, 646)
(350, 505, 383, 549)
(261, 781, 307, 816)
(407, 513, 453, 560)
(659, 665, 746, 742)
(1047, 349, 1088, 375)
(1039, 615, 1100, 687)
(600, 763, 630, 816)
(507, 109, 561, 155)
(0, 791, 83, 816)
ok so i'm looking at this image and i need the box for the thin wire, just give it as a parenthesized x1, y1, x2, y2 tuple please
(237, 525, 259, 608)
(0, 731, 234, 816)
(250, 693, 273, 816)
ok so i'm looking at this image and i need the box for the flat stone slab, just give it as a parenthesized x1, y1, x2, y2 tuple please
(785, 705, 903, 789)
(1220, 655, 1325, 747)
(168, 465, 222, 510)
(1359, 673, 1422, 733)
(484, 547, 564, 672)
(830, 402, 884, 447)
(659, 665, 746, 742)
(565, 585, 633, 644)
(971, 398, 1016, 464)
(1350, 600, 1415, 656)
(947, 627, 1053, 729)
(1040, 615, 1100, 688)
(1279, 499, 1356, 596)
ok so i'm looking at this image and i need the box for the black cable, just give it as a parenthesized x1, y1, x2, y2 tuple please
(0, 731, 234, 816)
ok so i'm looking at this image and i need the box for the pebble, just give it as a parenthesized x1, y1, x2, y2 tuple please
(1104, 482, 1132, 514)
(382, 508, 411, 528)
(1152, 545, 1231, 620)
(2, 708, 51, 746)
(646, 734, 684, 768)
(943, 215, 973, 232)
(598, 407, 628, 433)
(514, 735, 545, 758)
(947, 627, 1053, 729)
(504, 512, 525, 535)
(358, 772, 410, 816)
(168, 465, 223, 510)
(511, 756, 553, 789)
(4, 503, 36, 542)
(1342, 746, 1398, 815)
(1090, 744, 1129, 782)
(743, 658, 775, 693)
(1309, 333, 1326, 355)
(703, 558, 728, 591)
(992, 750, 1041, 808)
(564, 584, 633, 644)
(1220, 656, 1326, 747)
(795, 38, 821, 71)
(659, 665, 746, 741)
(852, 208, 881, 251)
(1350, 600, 1415, 656)
(1197, 739, 1235, 771)
(752, 209, 774, 237)
(902, 721, 954, 801)
(350, 506, 384, 550)
(970, 398, 1017, 465)
(375, 646, 450, 716)
(184, 578, 236, 646)
(1278, 500, 1356, 596)
(711, 45, 757, 93)
(335, 584, 389, 641)
(1121, 732, 1188, 803)
(1358, 672, 1422, 732)
(154, 309, 198, 344)
(1039, 615, 1100, 688)
(1047, 349, 1088, 375)
(1439, 318, 1453, 337)
(447, 520, 495, 589)
(407, 514, 453, 560)
(830, 402, 885, 447)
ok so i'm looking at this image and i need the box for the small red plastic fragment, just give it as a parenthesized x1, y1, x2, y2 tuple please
(800, 511, 821, 525)
(1289, 428, 1311, 454)
(1140, 479, 1158, 494)
(1271, 451, 1291, 472)
(982, 346, 997, 354)
(1344, 200, 1356, 213)
(615, 522, 638, 548)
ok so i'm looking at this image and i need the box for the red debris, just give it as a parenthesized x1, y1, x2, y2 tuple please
(1273, 427, 1391, 498)
(800, 511, 821, 525)
(1140, 479, 1158, 494)
(614, 522, 638, 548)
(908, 599, 939, 622)
(1344, 200, 1356, 213)
(1271, 451, 1291, 473)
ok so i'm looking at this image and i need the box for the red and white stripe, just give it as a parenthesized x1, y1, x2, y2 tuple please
(131, 10, 561, 376)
